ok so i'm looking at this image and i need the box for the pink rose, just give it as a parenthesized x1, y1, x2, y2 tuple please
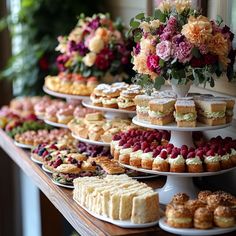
(175, 41, 193, 63)
(156, 40, 172, 61)
(160, 31, 172, 41)
(147, 55, 160, 71)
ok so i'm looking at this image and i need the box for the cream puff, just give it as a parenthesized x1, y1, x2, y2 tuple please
(214, 206, 235, 228)
(194, 207, 213, 229)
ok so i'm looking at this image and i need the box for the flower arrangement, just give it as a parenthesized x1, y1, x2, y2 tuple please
(56, 13, 133, 82)
(130, 0, 235, 92)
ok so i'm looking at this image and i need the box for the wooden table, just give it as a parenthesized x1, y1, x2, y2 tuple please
(0, 128, 236, 236)
(0, 129, 171, 236)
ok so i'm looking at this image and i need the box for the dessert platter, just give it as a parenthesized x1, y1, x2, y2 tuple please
(14, 141, 34, 149)
(44, 119, 68, 128)
(159, 191, 236, 235)
(73, 174, 160, 228)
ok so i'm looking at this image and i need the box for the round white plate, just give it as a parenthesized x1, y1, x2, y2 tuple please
(52, 179, 74, 189)
(73, 198, 159, 228)
(42, 164, 53, 174)
(44, 119, 68, 128)
(120, 163, 236, 177)
(159, 217, 236, 236)
(43, 86, 89, 100)
(30, 155, 43, 165)
(71, 133, 110, 147)
(14, 141, 34, 149)
(82, 99, 136, 115)
(132, 174, 159, 179)
(132, 116, 230, 132)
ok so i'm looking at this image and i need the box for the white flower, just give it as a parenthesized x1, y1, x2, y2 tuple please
(88, 36, 105, 53)
(150, 19, 161, 29)
(83, 52, 96, 67)
(156, 40, 172, 61)
(140, 21, 150, 33)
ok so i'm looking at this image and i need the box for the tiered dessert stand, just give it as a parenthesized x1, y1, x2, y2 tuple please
(126, 116, 235, 205)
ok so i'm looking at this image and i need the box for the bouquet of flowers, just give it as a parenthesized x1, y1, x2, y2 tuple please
(56, 13, 133, 82)
(130, 0, 235, 92)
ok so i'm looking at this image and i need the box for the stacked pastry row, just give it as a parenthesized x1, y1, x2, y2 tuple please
(165, 191, 236, 229)
(32, 138, 123, 185)
(14, 128, 69, 146)
(73, 174, 159, 224)
(90, 83, 142, 111)
(135, 93, 235, 127)
(44, 73, 98, 96)
(68, 112, 135, 143)
(112, 130, 236, 172)
(34, 97, 95, 124)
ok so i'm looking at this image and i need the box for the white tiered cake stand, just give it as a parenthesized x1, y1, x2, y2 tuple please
(43, 86, 89, 101)
(44, 119, 68, 128)
(128, 116, 234, 204)
(82, 99, 135, 119)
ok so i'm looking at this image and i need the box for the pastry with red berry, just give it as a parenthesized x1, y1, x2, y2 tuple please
(186, 149, 204, 173)
(204, 149, 221, 172)
(141, 149, 154, 170)
(169, 148, 185, 172)
(152, 149, 169, 172)
(218, 147, 232, 170)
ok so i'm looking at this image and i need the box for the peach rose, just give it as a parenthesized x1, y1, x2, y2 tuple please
(150, 19, 161, 29)
(83, 52, 96, 67)
(208, 33, 229, 56)
(219, 55, 230, 70)
(140, 35, 156, 55)
(95, 28, 111, 43)
(88, 36, 105, 53)
(175, 0, 191, 13)
(181, 16, 212, 46)
(140, 21, 151, 33)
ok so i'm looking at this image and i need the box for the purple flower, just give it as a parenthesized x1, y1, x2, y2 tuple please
(160, 31, 172, 41)
(69, 41, 88, 56)
(164, 16, 177, 34)
(87, 17, 100, 30)
(172, 34, 185, 45)
(155, 24, 165, 35)
(222, 25, 234, 41)
(133, 43, 141, 55)
(175, 41, 193, 63)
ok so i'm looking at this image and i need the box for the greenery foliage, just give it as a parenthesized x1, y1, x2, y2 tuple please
(0, 0, 101, 95)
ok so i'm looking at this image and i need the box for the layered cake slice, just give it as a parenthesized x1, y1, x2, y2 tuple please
(148, 98, 176, 125)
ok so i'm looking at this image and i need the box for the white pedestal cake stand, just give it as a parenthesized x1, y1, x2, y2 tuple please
(43, 86, 89, 101)
(120, 163, 236, 204)
(44, 119, 68, 128)
(82, 99, 136, 119)
(132, 116, 230, 148)
(71, 133, 110, 147)
(130, 116, 233, 204)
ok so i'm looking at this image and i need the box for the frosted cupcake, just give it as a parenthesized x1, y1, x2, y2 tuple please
(186, 150, 203, 173)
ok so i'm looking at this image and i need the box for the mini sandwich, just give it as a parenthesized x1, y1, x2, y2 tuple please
(148, 98, 176, 125)
(52, 162, 96, 185)
(194, 99, 226, 126)
(134, 94, 154, 121)
(214, 97, 235, 123)
(174, 99, 197, 127)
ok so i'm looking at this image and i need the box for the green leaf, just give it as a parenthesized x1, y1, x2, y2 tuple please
(171, 78, 179, 85)
(216, 15, 223, 26)
(210, 77, 215, 87)
(171, 58, 177, 65)
(134, 32, 142, 43)
(159, 59, 165, 67)
(154, 76, 165, 89)
(135, 13, 145, 20)
(154, 9, 166, 22)
(191, 47, 201, 58)
(130, 20, 140, 29)
(192, 70, 199, 85)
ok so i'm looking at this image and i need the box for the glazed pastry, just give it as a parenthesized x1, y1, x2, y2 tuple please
(185, 199, 206, 215)
(166, 205, 192, 228)
(194, 207, 213, 229)
(170, 193, 189, 206)
(198, 190, 212, 204)
(214, 206, 235, 228)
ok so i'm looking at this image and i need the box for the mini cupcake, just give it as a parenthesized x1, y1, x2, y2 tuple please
(141, 149, 154, 169)
(113, 139, 125, 160)
(118, 143, 133, 165)
(229, 141, 236, 166)
(204, 149, 221, 172)
(218, 147, 232, 170)
(152, 149, 169, 172)
(129, 145, 143, 167)
(169, 149, 185, 172)
(56, 106, 74, 124)
(186, 150, 203, 173)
